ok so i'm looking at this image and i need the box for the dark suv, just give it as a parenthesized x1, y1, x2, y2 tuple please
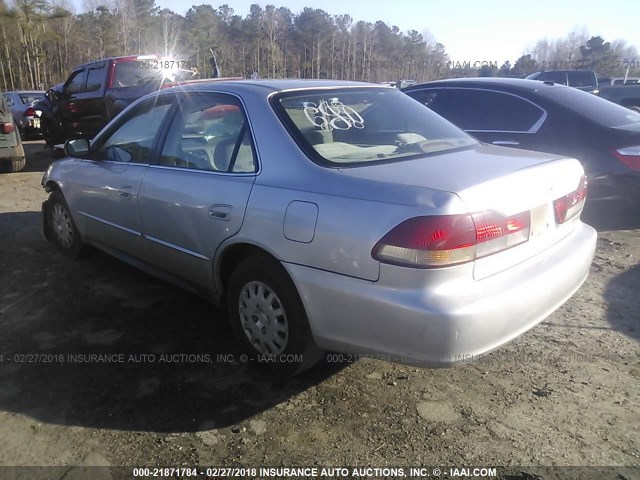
(35, 55, 195, 146)
(526, 70, 599, 94)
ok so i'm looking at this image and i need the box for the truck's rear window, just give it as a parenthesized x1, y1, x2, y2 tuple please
(113, 62, 194, 88)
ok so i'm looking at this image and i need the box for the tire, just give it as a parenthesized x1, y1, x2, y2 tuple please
(46, 190, 90, 259)
(227, 255, 323, 376)
(40, 115, 63, 148)
(0, 145, 25, 173)
(9, 157, 26, 172)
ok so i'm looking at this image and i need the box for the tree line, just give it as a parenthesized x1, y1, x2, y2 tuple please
(0, 0, 637, 92)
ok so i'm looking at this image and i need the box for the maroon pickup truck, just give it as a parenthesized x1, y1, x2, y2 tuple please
(35, 55, 196, 146)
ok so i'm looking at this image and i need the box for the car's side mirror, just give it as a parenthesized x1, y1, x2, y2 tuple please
(65, 138, 90, 158)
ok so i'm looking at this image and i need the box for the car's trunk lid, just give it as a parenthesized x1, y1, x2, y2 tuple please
(339, 144, 586, 279)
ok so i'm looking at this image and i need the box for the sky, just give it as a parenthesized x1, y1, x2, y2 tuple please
(71, 0, 640, 64)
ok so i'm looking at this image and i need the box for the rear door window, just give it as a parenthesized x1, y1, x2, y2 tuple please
(86, 65, 106, 92)
(405, 88, 447, 113)
(441, 89, 545, 132)
(159, 93, 256, 173)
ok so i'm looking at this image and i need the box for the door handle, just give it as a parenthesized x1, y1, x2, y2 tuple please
(117, 185, 133, 199)
(492, 140, 520, 146)
(209, 204, 231, 220)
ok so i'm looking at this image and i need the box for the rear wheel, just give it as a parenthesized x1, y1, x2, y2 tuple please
(0, 145, 25, 173)
(46, 190, 90, 258)
(227, 255, 323, 376)
(9, 157, 26, 172)
(40, 116, 64, 149)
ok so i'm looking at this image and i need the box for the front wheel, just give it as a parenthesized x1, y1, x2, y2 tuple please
(46, 190, 90, 258)
(227, 256, 323, 376)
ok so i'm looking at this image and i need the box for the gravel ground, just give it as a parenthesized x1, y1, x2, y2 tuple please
(0, 142, 638, 477)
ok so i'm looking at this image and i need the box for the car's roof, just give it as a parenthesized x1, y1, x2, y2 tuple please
(177, 79, 382, 94)
(5, 90, 44, 94)
(404, 77, 564, 94)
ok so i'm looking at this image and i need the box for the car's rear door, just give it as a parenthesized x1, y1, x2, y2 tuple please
(70, 94, 175, 259)
(137, 91, 257, 289)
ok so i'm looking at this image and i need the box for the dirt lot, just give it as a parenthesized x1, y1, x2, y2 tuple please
(0, 142, 638, 476)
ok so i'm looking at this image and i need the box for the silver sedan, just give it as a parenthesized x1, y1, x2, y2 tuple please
(41, 80, 597, 375)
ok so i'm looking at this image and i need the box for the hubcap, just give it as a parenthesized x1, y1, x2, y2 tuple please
(238, 281, 289, 355)
(51, 203, 73, 248)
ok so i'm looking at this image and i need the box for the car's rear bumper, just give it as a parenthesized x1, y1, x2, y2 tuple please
(0, 145, 23, 159)
(284, 222, 597, 367)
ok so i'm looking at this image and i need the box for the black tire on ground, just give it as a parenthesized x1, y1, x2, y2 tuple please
(40, 116, 64, 148)
(0, 144, 25, 173)
(9, 157, 26, 172)
(227, 255, 324, 376)
(51, 146, 66, 158)
(46, 190, 90, 259)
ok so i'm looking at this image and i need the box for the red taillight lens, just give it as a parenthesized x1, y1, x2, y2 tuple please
(472, 210, 530, 259)
(1, 122, 15, 134)
(372, 210, 531, 268)
(612, 146, 640, 170)
(553, 175, 588, 224)
(24, 107, 36, 117)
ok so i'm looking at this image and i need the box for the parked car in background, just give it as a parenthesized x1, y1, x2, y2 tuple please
(598, 83, 640, 113)
(2, 90, 45, 140)
(34, 55, 196, 147)
(41, 80, 596, 375)
(526, 70, 640, 111)
(403, 78, 640, 204)
(526, 70, 599, 94)
(605, 77, 640, 85)
(0, 93, 26, 173)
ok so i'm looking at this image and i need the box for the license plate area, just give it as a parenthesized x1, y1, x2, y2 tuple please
(529, 204, 552, 238)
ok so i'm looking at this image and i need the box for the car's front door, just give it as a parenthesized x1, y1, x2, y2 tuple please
(437, 88, 547, 151)
(70, 94, 175, 259)
(138, 92, 257, 289)
(76, 61, 110, 137)
(59, 69, 87, 138)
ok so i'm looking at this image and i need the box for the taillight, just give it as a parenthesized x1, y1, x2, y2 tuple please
(372, 210, 531, 268)
(553, 175, 587, 224)
(24, 107, 36, 117)
(612, 146, 640, 170)
(1, 122, 15, 134)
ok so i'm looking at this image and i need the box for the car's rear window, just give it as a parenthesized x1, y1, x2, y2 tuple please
(273, 87, 476, 166)
(567, 71, 597, 88)
(544, 86, 640, 128)
(19, 93, 44, 104)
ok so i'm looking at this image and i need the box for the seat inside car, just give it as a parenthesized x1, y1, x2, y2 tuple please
(213, 131, 255, 172)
